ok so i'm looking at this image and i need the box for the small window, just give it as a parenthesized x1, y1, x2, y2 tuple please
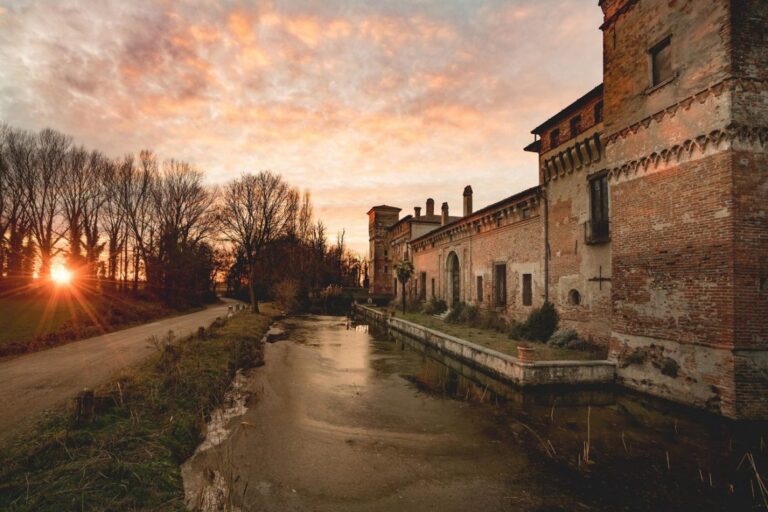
(431, 278, 435, 298)
(588, 173, 610, 243)
(393, 278, 398, 294)
(477, 276, 483, 302)
(522, 274, 532, 306)
(594, 101, 604, 124)
(384, 265, 388, 273)
(550, 128, 560, 148)
(568, 289, 581, 306)
(494, 264, 507, 306)
(420, 272, 427, 300)
(570, 115, 582, 138)
(650, 36, 673, 86)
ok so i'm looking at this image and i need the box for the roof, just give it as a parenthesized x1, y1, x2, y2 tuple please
(523, 139, 541, 153)
(366, 205, 401, 215)
(531, 84, 604, 135)
(409, 185, 541, 245)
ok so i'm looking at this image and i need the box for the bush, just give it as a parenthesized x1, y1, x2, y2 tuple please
(273, 279, 300, 313)
(458, 304, 480, 324)
(423, 298, 448, 315)
(509, 302, 559, 342)
(477, 309, 508, 332)
(405, 297, 424, 313)
(446, 301, 466, 323)
(548, 328, 579, 347)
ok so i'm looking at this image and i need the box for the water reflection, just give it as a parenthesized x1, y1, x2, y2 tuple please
(376, 320, 768, 511)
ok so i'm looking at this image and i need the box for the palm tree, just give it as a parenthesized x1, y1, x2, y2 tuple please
(394, 260, 414, 314)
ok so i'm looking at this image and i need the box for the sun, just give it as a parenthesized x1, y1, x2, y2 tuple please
(50, 266, 73, 285)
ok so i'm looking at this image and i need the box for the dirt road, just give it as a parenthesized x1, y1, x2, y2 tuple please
(0, 300, 238, 443)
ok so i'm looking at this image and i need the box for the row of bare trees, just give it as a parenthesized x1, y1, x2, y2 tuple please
(0, 125, 218, 306)
(0, 124, 364, 309)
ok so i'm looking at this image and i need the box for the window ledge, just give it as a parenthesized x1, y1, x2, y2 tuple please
(644, 73, 677, 95)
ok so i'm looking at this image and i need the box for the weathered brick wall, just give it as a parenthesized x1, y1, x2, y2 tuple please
(608, 150, 738, 416)
(732, 149, 768, 418)
(468, 216, 543, 323)
(538, 92, 604, 155)
(601, 0, 731, 137)
(546, 171, 613, 346)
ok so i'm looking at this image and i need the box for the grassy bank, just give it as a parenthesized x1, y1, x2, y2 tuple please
(387, 309, 597, 361)
(0, 310, 273, 511)
(0, 290, 190, 357)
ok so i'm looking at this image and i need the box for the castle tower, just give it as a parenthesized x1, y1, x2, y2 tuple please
(367, 205, 401, 295)
(600, 0, 768, 418)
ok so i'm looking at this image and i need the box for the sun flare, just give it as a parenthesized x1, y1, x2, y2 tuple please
(50, 266, 73, 285)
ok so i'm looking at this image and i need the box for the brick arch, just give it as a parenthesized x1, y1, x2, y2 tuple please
(446, 251, 460, 306)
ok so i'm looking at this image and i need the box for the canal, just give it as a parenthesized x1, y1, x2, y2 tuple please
(183, 315, 768, 511)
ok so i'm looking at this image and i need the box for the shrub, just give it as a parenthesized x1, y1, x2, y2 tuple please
(509, 302, 559, 342)
(477, 309, 508, 332)
(405, 297, 424, 313)
(273, 279, 300, 313)
(458, 304, 480, 324)
(548, 328, 579, 347)
(423, 298, 448, 315)
(446, 301, 466, 323)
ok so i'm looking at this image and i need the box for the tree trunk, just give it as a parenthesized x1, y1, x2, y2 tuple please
(249, 262, 260, 313)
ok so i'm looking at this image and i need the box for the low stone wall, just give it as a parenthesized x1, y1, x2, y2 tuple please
(353, 304, 615, 387)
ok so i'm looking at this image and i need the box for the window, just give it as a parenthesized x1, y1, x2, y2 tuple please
(431, 278, 435, 298)
(384, 264, 388, 273)
(594, 101, 604, 123)
(477, 276, 483, 302)
(760, 276, 767, 292)
(568, 289, 581, 306)
(570, 115, 582, 138)
(522, 274, 533, 306)
(384, 250, 388, 257)
(494, 264, 507, 306)
(650, 36, 672, 86)
(420, 272, 427, 300)
(393, 278, 398, 294)
(550, 128, 560, 148)
(588, 173, 610, 243)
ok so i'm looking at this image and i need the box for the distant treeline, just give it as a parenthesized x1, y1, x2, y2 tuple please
(0, 124, 365, 309)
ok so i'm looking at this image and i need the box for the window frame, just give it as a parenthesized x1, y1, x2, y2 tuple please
(522, 273, 533, 306)
(494, 263, 507, 307)
(570, 115, 582, 138)
(587, 171, 610, 244)
(549, 128, 560, 149)
(649, 35, 673, 88)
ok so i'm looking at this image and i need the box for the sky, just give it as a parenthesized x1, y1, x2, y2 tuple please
(0, 0, 603, 255)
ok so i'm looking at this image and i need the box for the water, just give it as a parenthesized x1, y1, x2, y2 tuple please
(183, 315, 768, 511)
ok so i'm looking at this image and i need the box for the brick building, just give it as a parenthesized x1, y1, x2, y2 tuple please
(366, 0, 767, 420)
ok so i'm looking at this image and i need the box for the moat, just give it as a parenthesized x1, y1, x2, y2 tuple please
(184, 315, 768, 511)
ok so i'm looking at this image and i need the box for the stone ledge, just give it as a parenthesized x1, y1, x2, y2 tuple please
(353, 304, 616, 387)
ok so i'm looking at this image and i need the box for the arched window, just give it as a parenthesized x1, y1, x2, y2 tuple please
(568, 289, 581, 306)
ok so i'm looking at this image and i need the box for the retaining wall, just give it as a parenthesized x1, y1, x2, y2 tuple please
(353, 303, 615, 387)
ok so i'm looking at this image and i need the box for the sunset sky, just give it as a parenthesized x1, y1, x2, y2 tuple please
(0, 1, 603, 254)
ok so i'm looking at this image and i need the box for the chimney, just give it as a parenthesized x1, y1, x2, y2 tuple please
(463, 185, 473, 216)
(414, 207, 421, 218)
(426, 198, 435, 217)
(441, 202, 449, 225)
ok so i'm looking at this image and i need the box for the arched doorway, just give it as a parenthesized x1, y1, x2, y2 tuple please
(447, 252, 460, 306)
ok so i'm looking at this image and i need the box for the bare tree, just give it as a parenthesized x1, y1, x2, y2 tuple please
(101, 157, 127, 284)
(219, 171, 293, 312)
(1, 127, 34, 281)
(13, 128, 69, 278)
(61, 145, 89, 272)
(117, 149, 156, 290)
(82, 151, 108, 278)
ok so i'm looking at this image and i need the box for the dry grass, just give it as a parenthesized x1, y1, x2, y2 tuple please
(0, 310, 273, 511)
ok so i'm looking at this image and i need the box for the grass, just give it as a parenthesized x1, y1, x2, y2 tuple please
(391, 310, 597, 361)
(0, 289, 187, 357)
(0, 309, 274, 511)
